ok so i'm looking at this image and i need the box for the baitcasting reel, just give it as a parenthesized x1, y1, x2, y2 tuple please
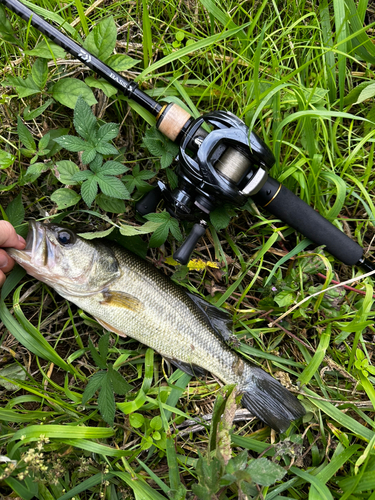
(136, 110, 276, 264)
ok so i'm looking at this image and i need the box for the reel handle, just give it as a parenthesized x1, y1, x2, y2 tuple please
(173, 222, 207, 265)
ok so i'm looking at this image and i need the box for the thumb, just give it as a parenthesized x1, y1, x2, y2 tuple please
(0, 221, 26, 248)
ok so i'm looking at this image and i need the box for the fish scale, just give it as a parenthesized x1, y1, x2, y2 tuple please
(7, 221, 306, 432)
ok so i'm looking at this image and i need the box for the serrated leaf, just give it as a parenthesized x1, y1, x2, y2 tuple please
(55, 160, 80, 185)
(247, 457, 286, 486)
(97, 123, 120, 142)
(17, 117, 36, 151)
(82, 371, 106, 405)
(0, 149, 15, 169)
(83, 16, 117, 61)
(98, 373, 116, 425)
(108, 364, 132, 394)
(78, 226, 115, 240)
(38, 132, 50, 152)
(5, 193, 24, 227)
(23, 99, 54, 121)
(89, 154, 103, 173)
(0, 5, 20, 44)
(47, 128, 70, 156)
(72, 170, 94, 182)
(23, 162, 49, 184)
(74, 96, 98, 140)
(106, 54, 139, 71)
(96, 193, 126, 213)
(24, 40, 66, 59)
(99, 160, 129, 175)
(160, 150, 174, 169)
(51, 78, 97, 109)
(89, 338, 107, 369)
(50, 188, 81, 209)
(98, 332, 110, 360)
(31, 58, 48, 89)
(81, 177, 98, 207)
(2, 75, 40, 98)
(148, 224, 170, 247)
(85, 76, 117, 98)
(54, 135, 88, 152)
(119, 220, 162, 236)
(95, 142, 119, 155)
(210, 206, 233, 231)
(82, 147, 98, 165)
(96, 173, 130, 199)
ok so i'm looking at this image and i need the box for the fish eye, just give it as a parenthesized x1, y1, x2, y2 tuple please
(57, 230, 75, 246)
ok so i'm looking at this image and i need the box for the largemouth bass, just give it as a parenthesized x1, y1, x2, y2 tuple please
(7, 221, 305, 432)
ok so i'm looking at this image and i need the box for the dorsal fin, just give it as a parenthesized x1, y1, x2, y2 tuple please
(187, 292, 233, 341)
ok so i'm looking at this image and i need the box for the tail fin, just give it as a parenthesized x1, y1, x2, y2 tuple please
(241, 368, 305, 433)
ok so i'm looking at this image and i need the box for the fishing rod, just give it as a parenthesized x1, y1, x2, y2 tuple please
(1, 0, 374, 273)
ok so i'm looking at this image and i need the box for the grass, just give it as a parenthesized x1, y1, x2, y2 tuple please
(1, 0, 375, 498)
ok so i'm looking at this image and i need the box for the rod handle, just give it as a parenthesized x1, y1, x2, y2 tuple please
(252, 177, 364, 266)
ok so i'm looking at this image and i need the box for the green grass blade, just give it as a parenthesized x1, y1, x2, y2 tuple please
(56, 473, 114, 500)
(73, 0, 88, 36)
(141, 0, 152, 68)
(10, 424, 114, 443)
(298, 324, 331, 385)
(304, 387, 375, 441)
(333, 0, 347, 110)
(319, 0, 336, 102)
(290, 466, 333, 500)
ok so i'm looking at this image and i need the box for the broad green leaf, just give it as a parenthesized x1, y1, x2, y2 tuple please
(85, 76, 117, 98)
(0, 363, 27, 391)
(0, 149, 15, 169)
(98, 372, 116, 425)
(17, 117, 36, 151)
(129, 413, 145, 428)
(247, 457, 286, 486)
(82, 371, 106, 405)
(0, 5, 19, 44)
(108, 364, 133, 394)
(95, 141, 118, 155)
(23, 98, 54, 121)
(31, 58, 48, 89)
(54, 135, 88, 152)
(119, 220, 162, 237)
(88, 337, 107, 369)
(96, 173, 130, 199)
(55, 160, 80, 185)
(50, 188, 81, 209)
(83, 16, 117, 61)
(357, 82, 375, 103)
(23, 162, 48, 184)
(73, 96, 98, 140)
(5, 193, 24, 228)
(210, 206, 233, 231)
(24, 40, 66, 59)
(97, 123, 120, 142)
(78, 226, 116, 239)
(81, 146, 97, 164)
(99, 160, 129, 175)
(51, 78, 97, 109)
(96, 193, 126, 213)
(106, 54, 139, 71)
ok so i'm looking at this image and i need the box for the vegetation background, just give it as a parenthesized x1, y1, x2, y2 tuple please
(1, 0, 375, 498)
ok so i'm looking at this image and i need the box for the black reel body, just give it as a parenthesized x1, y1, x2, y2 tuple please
(137, 110, 275, 264)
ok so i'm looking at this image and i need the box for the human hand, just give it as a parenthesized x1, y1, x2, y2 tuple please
(0, 221, 26, 287)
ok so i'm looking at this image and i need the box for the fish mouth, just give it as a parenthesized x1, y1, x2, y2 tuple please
(7, 220, 57, 279)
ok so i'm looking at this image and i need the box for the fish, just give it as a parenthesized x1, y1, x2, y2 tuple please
(6, 221, 305, 432)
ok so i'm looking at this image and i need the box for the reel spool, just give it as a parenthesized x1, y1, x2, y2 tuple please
(137, 110, 276, 264)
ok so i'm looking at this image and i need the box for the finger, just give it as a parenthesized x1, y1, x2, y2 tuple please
(0, 271, 6, 288)
(0, 249, 15, 273)
(0, 221, 26, 248)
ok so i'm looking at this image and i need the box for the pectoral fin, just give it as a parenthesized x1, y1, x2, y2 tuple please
(94, 317, 127, 338)
(101, 290, 143, 311)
